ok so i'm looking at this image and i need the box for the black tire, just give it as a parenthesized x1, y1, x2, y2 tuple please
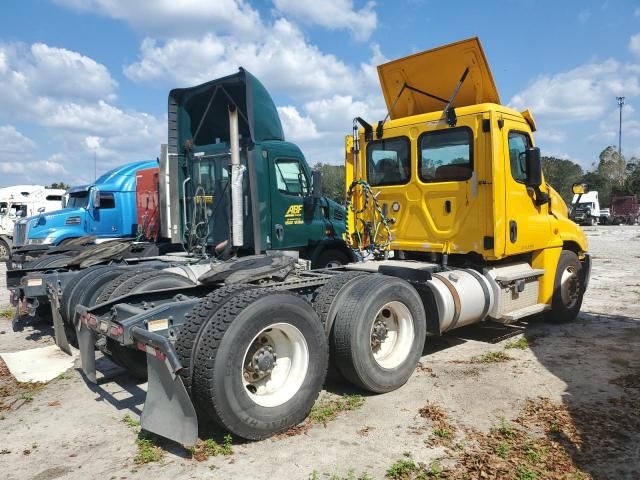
(192, 288, 328, 440)
(176, 284, 256, 395)
(332, 274, 426, 393)
(108, 270, 194, 299)
(104, 270, 197, 381)
(312, 249, 350, 269)
(66, 266, 126, 327)
(61, 266, 112, 324)
(94, 267, 155, 305)
(547, 250, 584, 323)
(24, 253, 71, 269)
(312, 271, 369, 383)
(0, 239, 10, 259)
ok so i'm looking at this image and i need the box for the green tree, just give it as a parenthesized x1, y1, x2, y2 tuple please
(48, 182, 70, 189)
(597, 145, 627, 192)
(541, 156, 583, 204)
(313, 163, 345, 204)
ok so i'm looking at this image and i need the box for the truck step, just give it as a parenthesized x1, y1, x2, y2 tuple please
(499, 303, 550, 322)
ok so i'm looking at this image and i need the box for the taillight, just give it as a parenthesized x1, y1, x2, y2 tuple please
(110, 325, 124, 337)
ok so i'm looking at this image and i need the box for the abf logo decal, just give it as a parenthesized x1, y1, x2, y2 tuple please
(284, 204, 304, 225)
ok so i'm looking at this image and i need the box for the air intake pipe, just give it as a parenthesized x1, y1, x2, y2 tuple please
(229, 105, 245, 247)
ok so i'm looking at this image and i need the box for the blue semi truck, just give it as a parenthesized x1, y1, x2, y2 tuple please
(12, 160, 158, 249)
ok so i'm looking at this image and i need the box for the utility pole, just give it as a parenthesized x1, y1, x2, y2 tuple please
(617, 96, 625, 156)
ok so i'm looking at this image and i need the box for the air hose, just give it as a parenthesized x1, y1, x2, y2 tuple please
(344, 179, 393, 259)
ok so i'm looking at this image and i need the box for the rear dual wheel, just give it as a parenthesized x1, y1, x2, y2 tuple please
(182, 287, 328, 440)
(331, 274, 426, 393)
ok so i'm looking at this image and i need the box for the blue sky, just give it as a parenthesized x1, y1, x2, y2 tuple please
(0, 0, 639, 186)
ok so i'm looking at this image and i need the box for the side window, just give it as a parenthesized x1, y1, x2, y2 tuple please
(366, 137, 411, 186)
(275, 159, 309, 196)
(99, 193, 116, 209)
(508, 131, 531, 183)
(418, 128, 472, 182)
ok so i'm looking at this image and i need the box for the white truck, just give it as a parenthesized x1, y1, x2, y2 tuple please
(0, 185, 65, 257)
(571, 191, 600, 226)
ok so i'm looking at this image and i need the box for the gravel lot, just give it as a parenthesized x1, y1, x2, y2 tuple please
(0, 226, 639, 479)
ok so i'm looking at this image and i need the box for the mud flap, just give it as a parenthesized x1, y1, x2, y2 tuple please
(52, 302, 73, 356)
(141, 353, 199, 446)
(77, 323, 97, 383)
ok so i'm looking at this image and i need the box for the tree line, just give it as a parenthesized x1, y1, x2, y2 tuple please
(314, 146, 640, 207)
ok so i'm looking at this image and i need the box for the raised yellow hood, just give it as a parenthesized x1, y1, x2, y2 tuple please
(377, 37, 501, 119)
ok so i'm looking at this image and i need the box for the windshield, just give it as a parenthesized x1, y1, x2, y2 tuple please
(67, 192, 89, 208)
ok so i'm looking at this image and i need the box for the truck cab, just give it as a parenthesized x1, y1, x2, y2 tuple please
(571, 191, 600, 226)
(346, 38, 589, 322)
(166, 69, 351, 267)
(14, 161, 158, 248)
(0, 186, 65, 257)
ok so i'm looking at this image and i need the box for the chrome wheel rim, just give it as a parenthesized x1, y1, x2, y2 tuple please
(560, 266, 580, 310)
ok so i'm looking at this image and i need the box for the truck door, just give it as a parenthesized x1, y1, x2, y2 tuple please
(502, 124, 552, 255)
(269, 153, 318, 250)
(89, 192, 121, 236)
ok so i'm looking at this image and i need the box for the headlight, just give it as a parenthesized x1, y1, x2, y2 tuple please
(27, 238, 46, 245)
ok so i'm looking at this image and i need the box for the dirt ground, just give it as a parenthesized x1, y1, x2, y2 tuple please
(0, 226, 639, 480)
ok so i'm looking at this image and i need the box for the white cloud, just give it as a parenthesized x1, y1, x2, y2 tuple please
(124, 20, 356, 100)
(0, 125, 36, 153)
(635, 7, 640, 17)
(509, 59, 640, 123)
(535, 129, 566, 144)
(54, 0, 263, 38)
(277, 106, 321, 142)
(273, 0, 377, 41)
(630, 33, 640, 58)
(0, 42, 164, 185)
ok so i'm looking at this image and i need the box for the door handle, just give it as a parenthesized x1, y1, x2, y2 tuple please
(275, 224, 284, 241)
(509, 220, 517, 243)
(444, 200, 452, 214)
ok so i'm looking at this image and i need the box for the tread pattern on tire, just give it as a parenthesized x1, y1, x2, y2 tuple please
(108, 270, 193, 299)
(95, 267, 155, 305)
(312, 271, 368, 331)
(175, 284, 255, 394)
(62, 265, 111, 323)
(25, 253, 71, 269)
(192, 288, 327, 437)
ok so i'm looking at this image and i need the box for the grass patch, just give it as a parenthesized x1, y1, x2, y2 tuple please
(122, 413, 140, 429)
(505, 337, 530, 350)
(134, 435, 164, 465)
(385, 454, 444, 479)
(309, 469, 373, 480)
(386, 455, 419, 479)
(190, 435, 233, 461)
(472, 351, 513, 364)
(0, 307, 14, 319)
(419, 401, 456, 447)
(308, 394, 365, 425)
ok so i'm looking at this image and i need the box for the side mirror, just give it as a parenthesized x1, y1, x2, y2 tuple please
(312, 170, 323, 199)
(572, 183, 589, 195)
(37, 206, 45, 213)
(92, 188, 100, 208)
(525, 147, 542, 187)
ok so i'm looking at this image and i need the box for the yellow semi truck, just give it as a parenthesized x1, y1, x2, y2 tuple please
(75, 38, 590, 445)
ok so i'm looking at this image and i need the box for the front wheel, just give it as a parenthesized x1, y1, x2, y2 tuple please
(192, 289, 328, 440)
(332, 274, 426, 393)
(312, 249, 350, 269)
(0, 238, 10, 259)
(548, 250, 585, 323)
